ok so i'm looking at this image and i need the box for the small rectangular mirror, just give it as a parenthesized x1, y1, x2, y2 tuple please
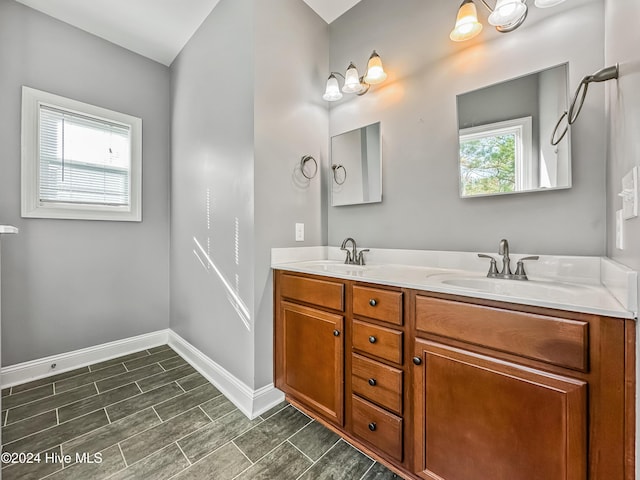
(457, 63, 570, 198)
(331, 122, 382, 206)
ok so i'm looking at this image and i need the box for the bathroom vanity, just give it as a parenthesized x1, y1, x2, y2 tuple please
(272, 248, 636, 480)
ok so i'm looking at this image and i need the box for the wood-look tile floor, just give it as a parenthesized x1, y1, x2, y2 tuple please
(1, 345, 401, 479)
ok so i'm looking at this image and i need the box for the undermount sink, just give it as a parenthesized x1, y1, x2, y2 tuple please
(439, 276, 590, 299)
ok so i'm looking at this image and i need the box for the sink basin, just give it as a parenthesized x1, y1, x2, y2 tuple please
(439, 276, 590, 299)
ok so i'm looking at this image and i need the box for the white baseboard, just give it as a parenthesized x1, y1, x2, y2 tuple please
(0, 329, 284, 420)
(1, 330, 170, 388)
(168, 330, 284, 419)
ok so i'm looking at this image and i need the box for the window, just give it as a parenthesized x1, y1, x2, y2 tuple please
(21, 86, 142, 221)
(459, 116, 533, 197)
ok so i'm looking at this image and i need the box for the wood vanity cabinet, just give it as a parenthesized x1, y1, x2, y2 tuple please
(348, 284, 406, 464)
(412, 293, 633, 480)
(274, 272, 345, 425)
(273, 270, 635, 480)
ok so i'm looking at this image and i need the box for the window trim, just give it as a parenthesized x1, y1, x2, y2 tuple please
(21, 86, 142, 222)
(459, 116, 533, 194)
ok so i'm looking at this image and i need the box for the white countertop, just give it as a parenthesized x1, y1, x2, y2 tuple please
(272, 247, 638, 319)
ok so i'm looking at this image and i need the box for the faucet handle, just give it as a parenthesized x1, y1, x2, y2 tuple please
(478, 254, 498, 276)
(514, 256, 539, 279)
(357, 249, 370, 266)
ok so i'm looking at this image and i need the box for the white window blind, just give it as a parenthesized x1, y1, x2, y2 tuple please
(39, 105, 131, 207)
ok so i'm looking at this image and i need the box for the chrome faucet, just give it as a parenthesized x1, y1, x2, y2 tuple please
(340, 237, 369, 265)
(478, 239, 539, 280)
(498, 239, 512, 276)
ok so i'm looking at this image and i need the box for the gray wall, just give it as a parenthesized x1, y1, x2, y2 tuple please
(170, 0, 256, 387)
(605, 0, 640, 271)
(327, 0, 606, 256)
(170, 0, 328, 389)
(0, 0, 171, 366)
(603, 0, 640, 472)
(253, 0, 328, 388)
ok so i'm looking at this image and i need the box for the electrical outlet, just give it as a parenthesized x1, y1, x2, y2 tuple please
(295, 223, 304, 242)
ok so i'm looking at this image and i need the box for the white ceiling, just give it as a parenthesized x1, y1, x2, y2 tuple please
(14, 0, 362, 66)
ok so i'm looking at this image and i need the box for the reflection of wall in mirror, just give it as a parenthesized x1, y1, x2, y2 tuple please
(332, 128, 363, 205)
(538, 67, 568, 188)
(331, 123, 381, 206)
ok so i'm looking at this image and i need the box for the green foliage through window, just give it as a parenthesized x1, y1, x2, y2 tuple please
(460, 133, 516, 196)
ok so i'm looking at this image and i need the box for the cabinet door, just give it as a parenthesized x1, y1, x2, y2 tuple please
(276, 301, 344, 425)
(412, 339, 587, 480)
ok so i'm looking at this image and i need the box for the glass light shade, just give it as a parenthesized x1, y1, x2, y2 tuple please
(342, 63, 363, 93)
(363, 51, 387, 85)
(449, 0, 483, 42)
(488, 0, 527, 27)
(322, 74, 343, 101)
(534, 0, 566, 7)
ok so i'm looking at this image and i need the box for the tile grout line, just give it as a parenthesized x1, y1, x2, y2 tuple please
(3, 379, 191, 446)
(2, 388, 57, 415)
(3, 384, 99, 427)
(3, 408, 111, 457)
(165, 431, 253, 480)
(57, 353, 180, 395)
(294, 437, 343, 480)
(105, 384, 185, 424)
(7, 361, 189, 428)
(174, 441, 192, 466)
(229, 443, 262, 480)
(176, 381, 187, 394)
(358, 462, 376, 480)
(5, 369, 91, 398)
(106, 406, 215, 469)
(104, 407, 112, 424)
(286, 439, 315, 463)
(117, 443, 129, 468)
(228, 413, 314, 478)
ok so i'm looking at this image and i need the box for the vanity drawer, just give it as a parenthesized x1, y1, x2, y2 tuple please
(352, 320, 403, 364)
(415, 295, 589, 371)
(352, 394, 403, 461)
(352, 353, 403, 415)
(279, 273, 344, 311)
(353, 286, 403, 325)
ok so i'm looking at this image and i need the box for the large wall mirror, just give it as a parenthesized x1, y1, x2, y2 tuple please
(456, 63, 571, 198)
(331, 122, 382, 206)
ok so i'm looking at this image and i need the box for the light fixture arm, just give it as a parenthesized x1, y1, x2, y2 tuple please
(478, 0, 494, 11)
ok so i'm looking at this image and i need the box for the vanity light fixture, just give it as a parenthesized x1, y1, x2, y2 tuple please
(322, 51, 387, 102)
(450, 0, 566, 41)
